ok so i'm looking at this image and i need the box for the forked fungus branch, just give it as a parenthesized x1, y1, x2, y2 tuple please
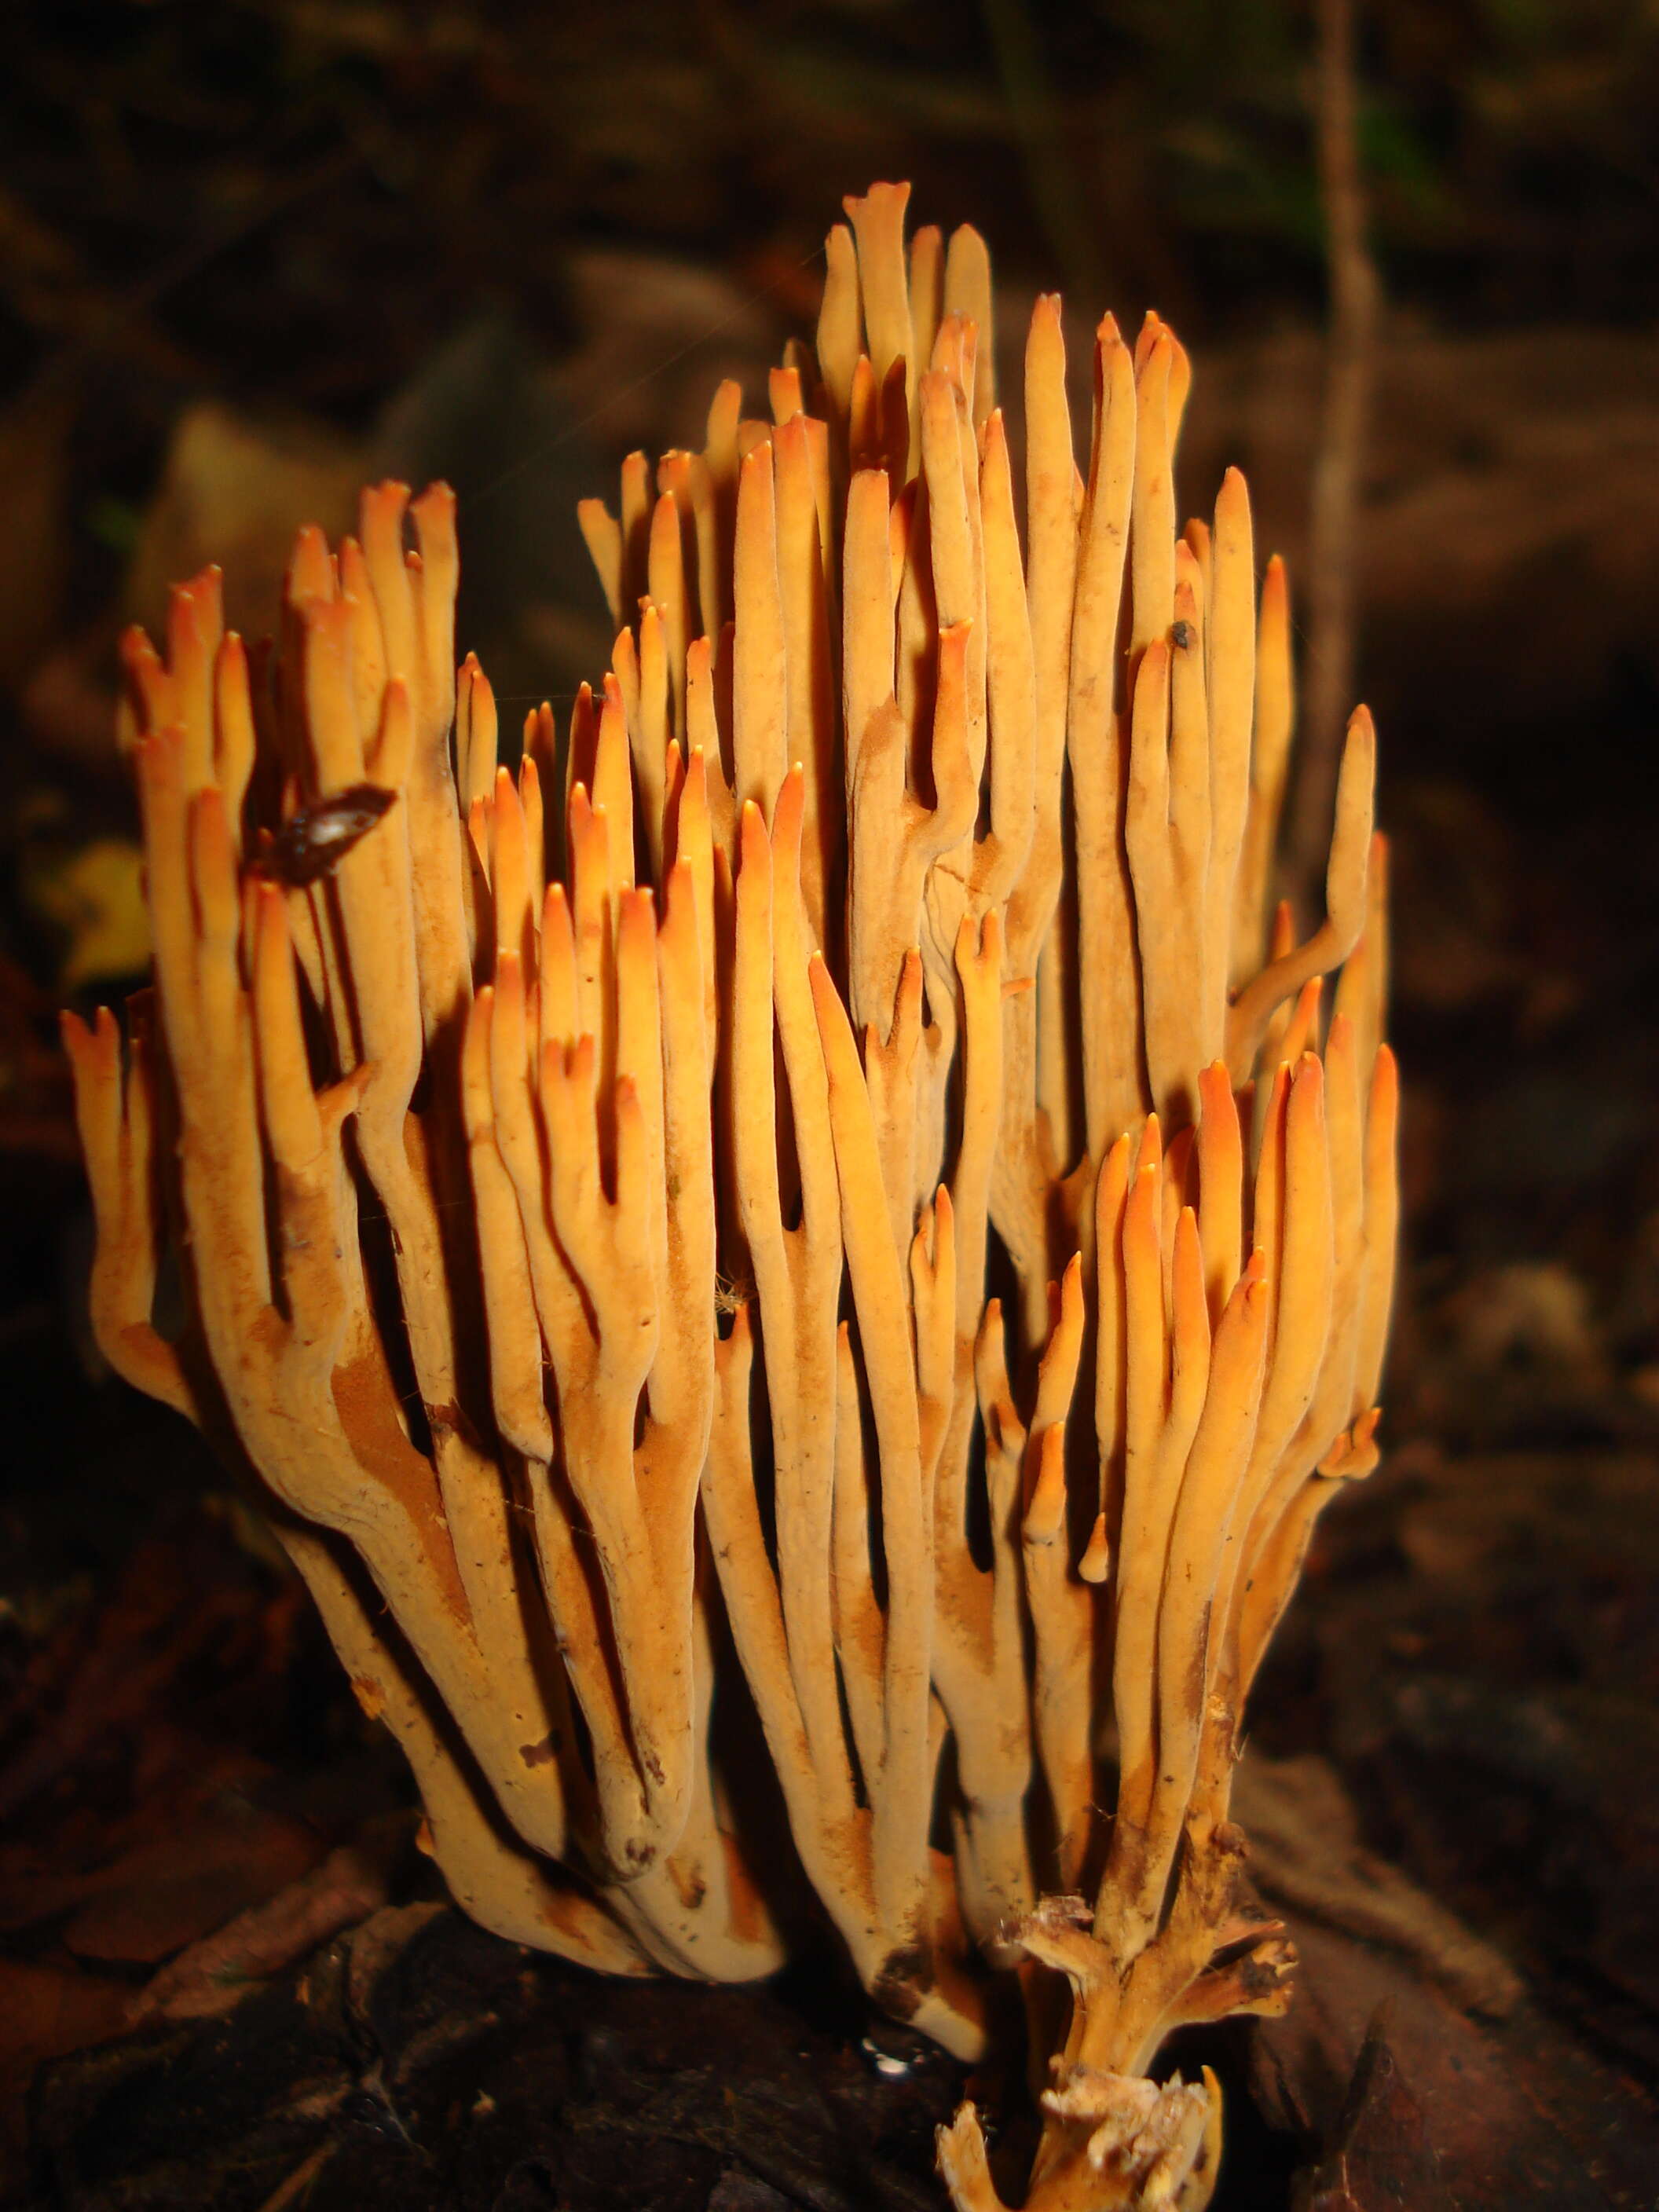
(66, 182, 1397, 2212)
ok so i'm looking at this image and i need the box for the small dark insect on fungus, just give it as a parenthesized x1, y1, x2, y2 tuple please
(252, 784, 395, 888)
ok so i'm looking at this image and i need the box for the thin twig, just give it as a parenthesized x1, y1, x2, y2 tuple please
(1291, 0, 1381, 909)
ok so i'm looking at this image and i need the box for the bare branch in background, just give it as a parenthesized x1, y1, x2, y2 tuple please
(1292, 0, 1382, 909)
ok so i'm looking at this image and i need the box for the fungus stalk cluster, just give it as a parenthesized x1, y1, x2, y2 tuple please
(67, 184, 1396, 2212)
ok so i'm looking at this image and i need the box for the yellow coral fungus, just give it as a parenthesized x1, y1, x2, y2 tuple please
(67, 181, 1395, 2211)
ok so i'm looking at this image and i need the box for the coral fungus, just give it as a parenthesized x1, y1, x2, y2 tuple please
(67, 182, 1395, 2209)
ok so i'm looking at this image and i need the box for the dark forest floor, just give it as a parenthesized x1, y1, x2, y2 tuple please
(6, 1251, 1659, 2211)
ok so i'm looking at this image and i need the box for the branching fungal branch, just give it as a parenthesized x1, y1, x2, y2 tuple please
(68, 181, 1397, 2212)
